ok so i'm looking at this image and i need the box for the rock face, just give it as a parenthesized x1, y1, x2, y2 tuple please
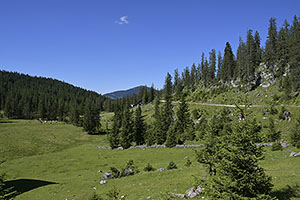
(103, 172, 112, 180)
(186, 186, 203, 198)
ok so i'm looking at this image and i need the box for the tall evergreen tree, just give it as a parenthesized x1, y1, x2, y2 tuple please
(222, 42, 235, 82)
(277, 20, 290, 77)
(264, 17, 278, 73)
(235, 37, 247, 81)
(289, 15, 300, 91)
(217, 51, 223, 81)
(173, 69, 183, 99)
(209, 49, 216, 84)
(190, 63, 197, 89)
(83, 99, 101, 134)
(246, 29, 256, 83)
(159, 73, 173, 144)
(182, 67, 191, 89)
(109, 109, 122, 148)
(120, 106, 134, 149)
(254, 31, 262, 67)
(149, 84, 155, 103)
(134, 106, 146, 145)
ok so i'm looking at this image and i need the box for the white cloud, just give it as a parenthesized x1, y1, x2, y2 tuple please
(115, 16, 129, 25)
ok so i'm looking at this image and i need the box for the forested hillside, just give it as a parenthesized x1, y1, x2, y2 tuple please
(0, 71, 115, 120)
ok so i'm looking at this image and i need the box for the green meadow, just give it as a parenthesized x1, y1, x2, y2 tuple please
(1, 116, 300, 200)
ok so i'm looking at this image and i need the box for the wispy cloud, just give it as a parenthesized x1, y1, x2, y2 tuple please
(115, 16, 129, 25)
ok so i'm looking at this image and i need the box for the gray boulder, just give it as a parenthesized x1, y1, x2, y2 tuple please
(99, 180, 106, 184)
(122, 168, 134, 177)
(294, 152, 300, 157)
(186, 186, 203, 198)
(158, 168, 165, 172)
(103, 172, 112, 180)
(290, 152, 297, 157)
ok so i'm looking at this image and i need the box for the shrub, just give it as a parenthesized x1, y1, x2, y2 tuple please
(271, 141, 283, 151)
(144, 163, 155, 172)
(167, 161, 177, 170)
(89, 193, 103, 200)
(185, 158, 192, 167)
(123, 160, 139, 175)
(110, 167, 120, 178)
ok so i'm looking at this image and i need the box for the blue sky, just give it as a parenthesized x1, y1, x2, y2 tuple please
(0, 0, 299, 94)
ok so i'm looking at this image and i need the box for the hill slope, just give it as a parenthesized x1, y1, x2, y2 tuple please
(104, 86, 150, 99)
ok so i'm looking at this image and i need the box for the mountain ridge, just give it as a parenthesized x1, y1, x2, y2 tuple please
(104, 86, 150, 99)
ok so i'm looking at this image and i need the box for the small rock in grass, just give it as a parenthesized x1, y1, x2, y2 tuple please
(100, 180, 106, 184)
(290, 152, 296, 157)
(186, 186, 203, 198)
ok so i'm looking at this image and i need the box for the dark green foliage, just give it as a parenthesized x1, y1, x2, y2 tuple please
(235, 37, 247, 81)
(123, 160, 139, 175)
(89, 193, 103, 200)
(0, 70, 112, 120)
(104, 187, 124, 200)
(266, 117, 281, 142)
(271, 141, 283, 151)
(110, 167, 121, 178)
(291, 115, 300, 148)
(70, 102, 81, 126)
(144, 163, 155, 172)
(120, 107, 134, 149)
(216, 51, 223, 81)
(83, 100, 101, 134)
(246, 29, 257, 82)
(108, 110, 121, 148)
(173, 69, 183, 100)
(264, 17, 278, 72)
(165, 126, 177, 148)
(167, 161, 177, 170)
(277, 20, 290, 77)
(133, 106, 146, 145)
(198, 112, 273, 199)
(290, 15, 300, 91)
(158, 73, 173, 144)
(222, 42, 235, 82)
(209, 49, 216, 84)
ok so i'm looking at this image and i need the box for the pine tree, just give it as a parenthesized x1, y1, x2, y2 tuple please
(209, 49, 216, 84)
(216, 51, 223, 81)
(277, 20, 290, 77)
(109, 110, 121, 148)
(190, 63, 197, 89)
(134, 106, 146, 145)
(182, 67, 191, 89)
(290, 15, 300, 91)
(149, 84, 155, 103)
(222, 42, 235, 82)
(264, 17, 278, 73)
(153, 96, 162, 144)
(235, 37, 247, 81)
(159, 73, 173, 144)
(173, 95, 192, 144)
(70, 102, 80, 126)
(246, 29, 256, 83)
(199, 113, 273, 199)
(83, 99, 100, 134)
(120, 106, 134, 149)
(291, 115, 300, 148)
(173, 69, 183, 99)
(254, 31, 262, 67)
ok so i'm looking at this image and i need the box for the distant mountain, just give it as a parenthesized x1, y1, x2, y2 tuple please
(104, 86, 149, 99)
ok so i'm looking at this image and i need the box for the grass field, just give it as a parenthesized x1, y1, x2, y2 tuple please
(1, 101, 300, 199)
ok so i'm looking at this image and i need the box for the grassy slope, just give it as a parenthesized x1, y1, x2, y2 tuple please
(1, 119, 300, 199)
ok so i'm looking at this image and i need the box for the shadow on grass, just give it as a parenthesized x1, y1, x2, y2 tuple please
(4, 179, 57, 198)
(88, 131, 108, 135)
(272, 185, 300, 200)
(0, 120, 15, 124)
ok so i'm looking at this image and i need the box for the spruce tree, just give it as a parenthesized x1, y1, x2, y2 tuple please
(264, 17, 278, 73)
(190, 63, 197, 89)
(120, 106, 134, 149)
(149, 84, 155, 103)
(153, 96, 162, 144)
(134, 106, 146, 145)
(216, 51, 223, 81)
(222, 42, 235, 82)
(254, 31, 262, 67)
(209, 49, 216, 84)
(173, 95, 192, 144)
(70, 102, 80, 126)
(246, 29, 256, 83)
(159, 73, 173, 144)
(199, 110, 273, 199)
(277, 20, 290, 77)
(173, 69, 183, 99)
(109, 109, 121, 149)
(235, 37, 247, 81)
(290, 15, 300, 91)
(83, 99, 101, 134)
